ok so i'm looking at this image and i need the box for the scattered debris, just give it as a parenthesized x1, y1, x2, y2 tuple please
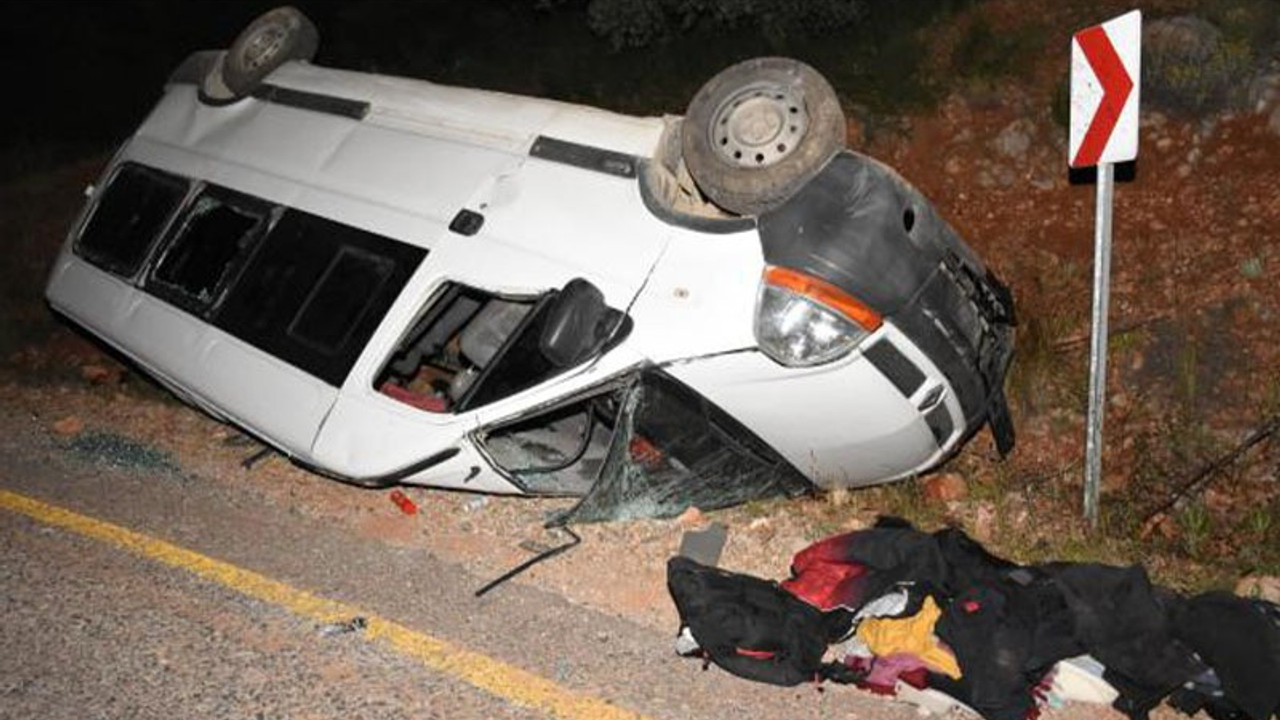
(317, 616, 368, 636)
(64, 431, 181, 476)
(220, 433, 258, 448)
(475, 526, 582, 598)
(1142, 413, 1280, 523)
(669, 518, 1280, 720)
(240, 445, 274, 470)
(678, 522, 728, 568)
(50, 415, 84, 437)
(463, 496, 489, 512)
(388, 489, 418, 515)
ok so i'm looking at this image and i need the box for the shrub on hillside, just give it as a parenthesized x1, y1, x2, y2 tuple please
(584, 0, 865, 49)
(1144, 1, 1279, 117)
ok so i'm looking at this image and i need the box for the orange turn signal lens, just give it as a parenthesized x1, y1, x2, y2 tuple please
(763, 266, 883, 332)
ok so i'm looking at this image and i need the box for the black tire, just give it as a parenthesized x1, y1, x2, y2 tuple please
(209, 6, 319, 101)
(681, 57, 845, 216)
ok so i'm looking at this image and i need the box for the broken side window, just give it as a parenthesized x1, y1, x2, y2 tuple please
(552, 369, 813, 524)
(377, 279, 629, 414)
(75, 162, 188, 278)
(375, 284, 540, 413)
(147, 186, 271, 315)
(477, 381, 629, 496)
(213, 209, 425, 387)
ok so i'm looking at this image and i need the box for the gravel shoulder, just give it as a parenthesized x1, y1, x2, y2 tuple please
(0, 363, 1161, 720)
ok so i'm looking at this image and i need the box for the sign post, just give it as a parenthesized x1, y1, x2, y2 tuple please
(1069, 10, 1141, 527)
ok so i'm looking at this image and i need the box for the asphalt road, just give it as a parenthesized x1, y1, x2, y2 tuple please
(0, 416, 917, 720)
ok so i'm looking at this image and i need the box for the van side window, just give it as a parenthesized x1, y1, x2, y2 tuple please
(376, 280, 628, 413)
(288, 247, 395, 354)
(147, 188, 271, 314)
(213, 209, 425, 387)
(375, 285, 537, 413)
(75, 163, 187, 278)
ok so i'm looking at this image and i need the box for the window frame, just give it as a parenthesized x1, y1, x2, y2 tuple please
(210, 205, 427, 387)
(142, 184, 277, 318)
(286, 244, 397, 356)
(72, 162, 191, 280)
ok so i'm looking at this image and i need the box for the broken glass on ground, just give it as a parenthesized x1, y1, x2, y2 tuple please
(477, 368, 812, 524)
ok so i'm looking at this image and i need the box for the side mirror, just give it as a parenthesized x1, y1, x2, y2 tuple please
(540, 279, 615, 368)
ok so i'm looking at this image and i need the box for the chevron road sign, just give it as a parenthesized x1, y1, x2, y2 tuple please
(1070, 10, 1141, 168)
(1071, 10, 1142, 526)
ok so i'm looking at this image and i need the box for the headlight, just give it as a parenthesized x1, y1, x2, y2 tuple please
(754, 266, 882, 367)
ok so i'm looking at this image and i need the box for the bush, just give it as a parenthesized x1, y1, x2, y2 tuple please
(1143, 2, 1279, 117)
(585, 0, 865, 50)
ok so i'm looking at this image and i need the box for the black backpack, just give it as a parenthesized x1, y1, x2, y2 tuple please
(667, 556, 854, 686)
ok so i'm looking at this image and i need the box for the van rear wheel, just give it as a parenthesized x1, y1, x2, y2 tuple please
(681, 58, 845, 216)
(202, 6, 319, 103)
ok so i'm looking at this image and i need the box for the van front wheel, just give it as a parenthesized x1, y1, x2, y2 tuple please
(681, 58, 845, 216)
(203, 6, 319, 103)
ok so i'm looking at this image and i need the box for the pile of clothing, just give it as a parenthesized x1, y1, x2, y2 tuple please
(668, 517, 1280, 720)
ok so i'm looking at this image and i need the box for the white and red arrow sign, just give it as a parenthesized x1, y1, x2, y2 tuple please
(1069, 10, 1141, 168)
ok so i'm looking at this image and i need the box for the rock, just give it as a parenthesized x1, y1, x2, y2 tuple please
(1029, 174, 1057, 191)
(840, 516, 868, 532)
(1248, 69, 1280, 113)
(1140, 512, 1179, 541)
(994, 119, 1034, 161)
(921, 473, 968, 503)
(747, 517, 772, 532)
(1156, 136, 1173, 152)
(675, 505, 706, 528)
(1002, 491, 1030, 529)
(80, 364, 115, 384)
(1235, 575, 1280, 603)
(944, 156, 964, 175)
(51, 416, 84, 437)
(1141, 111, 1168, 129)
(972, 501, 997, 542)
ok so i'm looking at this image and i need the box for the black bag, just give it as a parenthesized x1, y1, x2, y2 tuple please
(667, 556, 852, 686)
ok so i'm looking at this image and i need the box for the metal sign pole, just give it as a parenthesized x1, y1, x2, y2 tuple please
(1084, 161, 1115, 527)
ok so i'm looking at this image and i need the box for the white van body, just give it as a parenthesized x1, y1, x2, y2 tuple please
(46, 51, 1015, 521)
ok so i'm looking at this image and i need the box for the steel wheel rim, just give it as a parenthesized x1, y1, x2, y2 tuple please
(709, 82, 809, 168)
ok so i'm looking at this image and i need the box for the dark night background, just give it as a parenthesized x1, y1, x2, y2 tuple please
(0, 0, 965, 181)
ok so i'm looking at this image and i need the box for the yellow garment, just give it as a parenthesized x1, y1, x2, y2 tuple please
(856, 596, 962, 679)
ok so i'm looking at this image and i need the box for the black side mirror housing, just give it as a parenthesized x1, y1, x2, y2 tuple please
(540, 278, 619, 368)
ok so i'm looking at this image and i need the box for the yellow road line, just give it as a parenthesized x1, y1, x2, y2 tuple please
(0, 489, 652, 720)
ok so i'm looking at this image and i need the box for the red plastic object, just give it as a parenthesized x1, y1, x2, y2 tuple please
(389, 489, 418, 515)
